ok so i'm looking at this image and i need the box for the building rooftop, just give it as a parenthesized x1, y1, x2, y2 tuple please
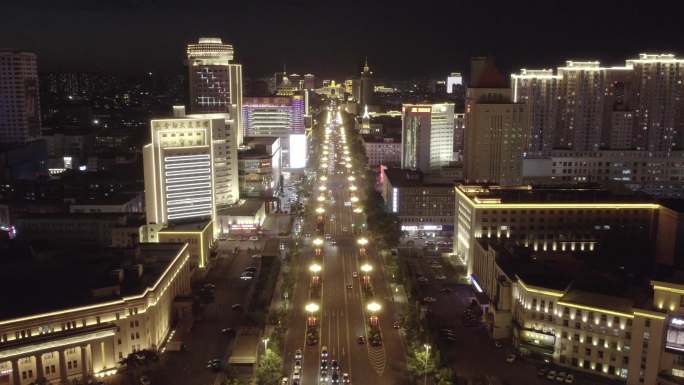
(161, 219, 212, 233)
(384, 168, 455, 188)
(218, 198, 265, 217)
(0, 242, 187, 321)
(457, 184, 656, 206)
(361, 134, 401, 144)
(477, 238, 655, 310)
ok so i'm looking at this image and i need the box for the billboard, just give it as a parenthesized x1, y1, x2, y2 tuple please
(289, 134, 307, 168)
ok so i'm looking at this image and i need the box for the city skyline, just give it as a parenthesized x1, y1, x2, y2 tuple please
(3, 0, 684, 78)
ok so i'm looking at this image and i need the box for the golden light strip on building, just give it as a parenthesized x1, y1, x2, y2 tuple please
(517, 279, 564, 298)
(160, 220, 212, 269)
(653, 284, 684, 295)
(0, 244, 189, 326)
(557, 301, 634, 319)
(455, 186, 661, 210)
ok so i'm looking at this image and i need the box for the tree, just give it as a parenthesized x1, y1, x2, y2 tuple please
(406, 345, 436, 382)
(434, 367, 454, 385)
(256, 350, 283, 385)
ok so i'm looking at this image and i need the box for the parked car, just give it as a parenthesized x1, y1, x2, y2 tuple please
(505, 354, 516, 363)
(565, 374, 574, 384)
(547, 370, 557, 380)
(140, 376, 151, 385)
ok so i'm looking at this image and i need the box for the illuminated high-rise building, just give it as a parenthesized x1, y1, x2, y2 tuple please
(359, 58, 374, 107)
(143, 107, 239, 229)
(626, 54, 684, 151)
(446, 72, 463, 94)
(464, 58, 528, 185)
(187, 37, 244, 144)
(304, 73, 316, 90)
(511, 69, 561, 154)
(242, 95, 307, 168)
(401, 103, 455, 173)
(0, 50, 40, 145)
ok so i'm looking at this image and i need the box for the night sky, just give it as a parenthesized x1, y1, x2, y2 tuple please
(2, 0, 684, 79)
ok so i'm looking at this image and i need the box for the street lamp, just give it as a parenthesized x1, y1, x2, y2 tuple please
(360, 263, 373, 273)
(367, 301, 381, 326)
(353, 207, 363, 214)
(349, 185, 357, 191)
(423, 344, 431, 385)
(348, 176, 355, 181)
(263, 338, 269, 352)
(317, 195, 325, 202)
(305, 302, 320, 326)
(357, 238, 369, 247)
(319, 186, 327, 191)
(350, 196, 359, 202)
(345, 164, 352, 169)
(313, 238, 324, 247)
(309, 263, 322, 274)
(315, 207, 325, 214)
(320, 175, 328, 181)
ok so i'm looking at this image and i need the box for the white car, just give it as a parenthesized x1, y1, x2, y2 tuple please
(423, 297, 437, 303)
(506, 354, 516, 363)
(294, 349, 302, 360)
(435, 274, 447, 280)
(281, 377, 289, 385)
(292, 370, 301, 380)
(294, 360, 302, 371)
(565, 374, 574, 384)
(321, 346, 329, 358)
(140, 376, 151, 385)
(352, 271, 358, 278)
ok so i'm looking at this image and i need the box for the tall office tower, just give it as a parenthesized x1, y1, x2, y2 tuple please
(446, 72, 463, 94)
(453, 112, 465, 159)
(304, 74, 315, 90)
(401, 103, 455, 173)
(464, 58, 528, 185)
(288, 73, 302, 89)
(511, 69, 561, 154)
(359, 58, 374, 107)
(0, 50, 40, 145)
(626, 54, 684, 151)
(242, 95, 307, 168)
(143, 109, 239, 228)
(187, 37, 244, 144)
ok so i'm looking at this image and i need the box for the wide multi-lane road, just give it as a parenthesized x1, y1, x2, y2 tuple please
(282, 103, 406, 385)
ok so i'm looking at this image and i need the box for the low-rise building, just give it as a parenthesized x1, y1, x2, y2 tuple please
(454, 184, 661, 275)
(0, 243, 191, 384)
(157, 220, 213, 270)
(14, 213, 144, 246)
(522, 150, 684, 198)
(381, 167, 455, 235)
(362, 135, 401, 168)
(69, 193, 144, 214)
(238, 137, 281, 198)
(470, 239, 684, 385)
(217, 199, 266, 235)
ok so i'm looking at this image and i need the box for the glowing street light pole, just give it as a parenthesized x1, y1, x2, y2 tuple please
(306, 302, 320, 326)
(367, 301, 381, 326)
(263, 337, 270, 352)
(423, 344, 431, 385)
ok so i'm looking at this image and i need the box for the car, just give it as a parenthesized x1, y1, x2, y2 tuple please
(417, 277, 429, 283)
(439, 288, 452, 294)
(231, 304, 242, 311)
(244, 266, 257, 273)
(357, 336, 365, 344)
(342, 226, 348, 232)
(435, 274, 447, 280)
(203, 283, 216, 290)
(331, 371, 340, 383)
(342, 373, 350, 384)
(294, 349, 302, 360)
(556, 372, 566, 382)
(240, 272, 255, 280)
(292, 370, 301, 380)
(321, 360, 328, 370)
(494, 341, 503, 348)
(537, 368, 548, 377)
(352, 271, 358, 278)
(430, 263, 443, 269)
(251, 253, 261, 259)
(331, 360, 339, 371)
(393, 321, 400, 329)
(140, 376, 151, 385)
(547, 370, 557, 380)
(505, 354, 516, 363)
(320, 369, 329, 381)
(565, 374, 574, 384)
(206, 359, 222, 371)
(249, 236, 259, 241)
(423, 296, 437, 303)
(221, 327, 235, 335)
(281, 377, 289, 385)
(321, 346, 329, 358)
(294, 360, 302, 371)
(346, 284, 353, 289)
